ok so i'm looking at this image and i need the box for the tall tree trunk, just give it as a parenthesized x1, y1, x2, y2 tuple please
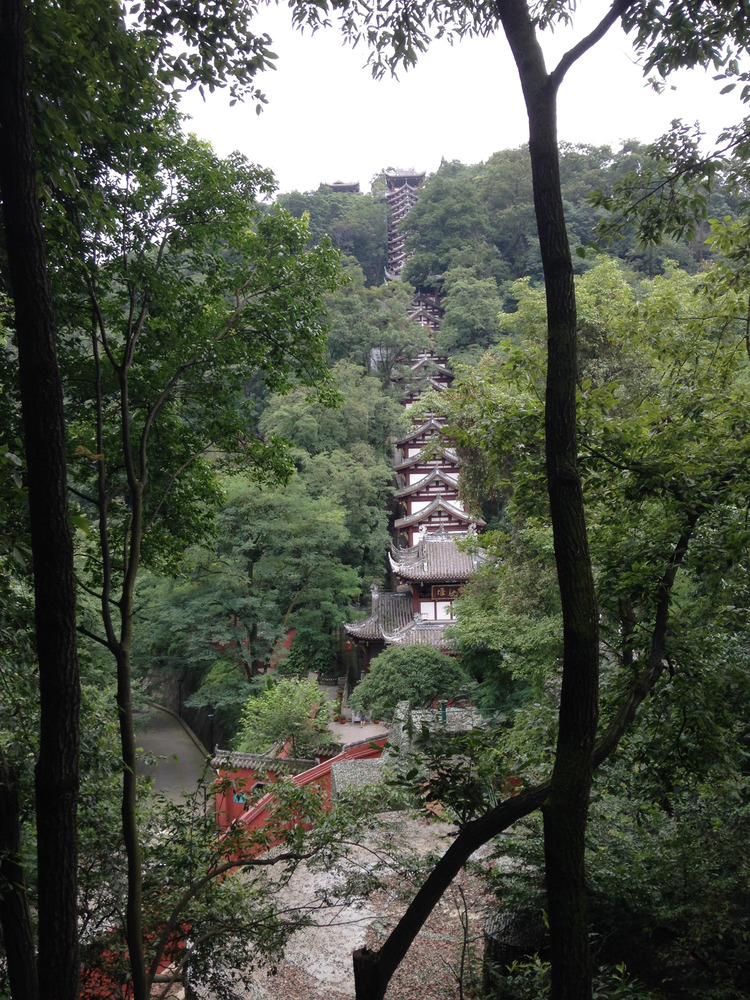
(90, 326, 148, 998)
(116, 497, 147, 1000)
(499, 4, 599, 998)
(118, 373, 149, 998)
(0, 2, 81, 998)
(116, 643, 147, 1000)
(348, 6, 637, 999)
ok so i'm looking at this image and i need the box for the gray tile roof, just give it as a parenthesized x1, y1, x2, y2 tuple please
(382, 618, 456, 650)
(411, 349, 449, 365)
(389, 528, 485, 582)
(393, 418, 446, 445)
(331, 758, 386, 795)
(393, 469, 460, 499)
(394, 497, 484, 530)
(408, 357, 453, 379)
(393, 448, 459, 473)
(402, 378, 448, 398)
(344, 590, 413, 640)
(212, 749, 317, 772)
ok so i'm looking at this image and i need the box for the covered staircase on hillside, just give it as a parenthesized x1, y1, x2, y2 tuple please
(383, 169, 426, 281)
(345, 167, 485, 669)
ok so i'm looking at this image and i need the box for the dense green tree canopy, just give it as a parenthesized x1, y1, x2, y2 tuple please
(349, 645, 470, 722)
(427, 245, 750, 999)
(259, 358, 402, 461)
(441, 255, 750, 740)
(401, 161, 490, 288)
(322, 265, 431, 383)
(391, 140, 744, 305)
(133, 360, 400, 739)
(2, 4, 344, 995)
(259, 358, 401, 581)
(235, 677, 335, 759)
(7, 2, 750, 999)
(133, 469, 362, 731)
(278, 188, 388, 285)
(62, 122, 343, 578)
(436, 266, 504, 362)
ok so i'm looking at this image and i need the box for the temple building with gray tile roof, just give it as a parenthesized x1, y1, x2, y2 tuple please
(389, 527, 484, 585)
(344, 587, 414, 670)
(345, 168, 485, 665)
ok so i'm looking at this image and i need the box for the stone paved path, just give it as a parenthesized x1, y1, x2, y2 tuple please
(327, 716, 389, 746)
(136, 706, 210, 803)
(316, 677, 389, 746)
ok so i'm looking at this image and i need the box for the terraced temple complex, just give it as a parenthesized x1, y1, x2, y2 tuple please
(345, 170, 484, 671)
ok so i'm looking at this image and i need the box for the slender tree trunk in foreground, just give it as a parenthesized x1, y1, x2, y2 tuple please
(0, 2, 81, 997)
(116, 365, 150, 999)
(356, 4, 614, 997)
(352, 6, 629, 997)
(89, 321, 148, 998)
(500, 5, 600, 996)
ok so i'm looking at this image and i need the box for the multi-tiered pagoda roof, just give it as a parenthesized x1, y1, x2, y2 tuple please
(394, 499, 482, 547)
(393, 447, 461, 483)
(345, 166, 485, 659)
(394, 468, 461, 504)
(407, 291, 444, 332)
(389, 527, 483, 583)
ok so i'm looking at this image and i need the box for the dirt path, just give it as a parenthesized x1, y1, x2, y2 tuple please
(231, 814, 490, 1000)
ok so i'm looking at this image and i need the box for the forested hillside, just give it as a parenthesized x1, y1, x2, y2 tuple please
(436, 255, 750, 996)
(2, 1, 750, 997)
(133, 359, 403, 739)
(281, 142, 742, 370)
(278, 144, 750, 999)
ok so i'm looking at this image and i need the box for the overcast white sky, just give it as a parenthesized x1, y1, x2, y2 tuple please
(180, 6, 748, 196)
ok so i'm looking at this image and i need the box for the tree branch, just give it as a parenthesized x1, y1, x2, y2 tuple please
(550, 0, 634, 91)
(146, 848, 315, 987)
(593, 511, 699, 766)
(354, 502, 701, 1000)
(353, 780, 549, 1000)
(143, 444, 213, 534)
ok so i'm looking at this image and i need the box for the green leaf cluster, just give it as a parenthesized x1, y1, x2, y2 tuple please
(349, 645, 470, 722)
(134, 470, 360, 732)
(235, 677, 335, 759)
(132, 355, 401, 738)
(278, 188, 388, 286)
(439, 254, 750, 729)
(322, 262, 432, 385)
